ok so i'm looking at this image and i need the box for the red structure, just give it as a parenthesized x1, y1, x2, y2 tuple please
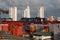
(0, 20, 60, 37)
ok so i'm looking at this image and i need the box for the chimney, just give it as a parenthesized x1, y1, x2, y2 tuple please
(38, 5, 44, 18)
(23, 5, 30, 18)
(9, 7, 17, 21)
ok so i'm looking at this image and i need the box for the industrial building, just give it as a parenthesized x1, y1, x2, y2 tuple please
(0, 6, 60, 40)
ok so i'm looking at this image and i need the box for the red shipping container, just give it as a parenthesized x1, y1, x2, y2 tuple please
(16, 26, 23, 37)
(9, 24, 15, 34)
(2, 24, 9, 32)
(11, 25, 17, 36)
(9, 26, 13, 35)
(8, 23, 12, 31)
(12, 28, 16, 36)
(10, 31, 13, 35)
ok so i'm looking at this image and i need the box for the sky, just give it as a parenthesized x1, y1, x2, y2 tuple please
(0, 0, 60, 20)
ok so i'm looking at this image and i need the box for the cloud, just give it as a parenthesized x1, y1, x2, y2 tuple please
(0, 0, 7, 8)
(1, 0, 59, 10)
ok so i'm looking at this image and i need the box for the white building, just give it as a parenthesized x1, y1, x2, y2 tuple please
(48, 16, 54, 21)
(57, 17, 60, 21)
(24, 5, 30, 18)
(9, 7, 17, 21)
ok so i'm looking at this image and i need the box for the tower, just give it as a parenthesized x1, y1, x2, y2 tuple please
(23, 5, 30, 18)
(38, 5, 44, 18)
(9, 7, 17, 21)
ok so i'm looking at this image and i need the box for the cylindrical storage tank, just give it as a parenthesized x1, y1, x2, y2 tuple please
(2, 24, 9, 32)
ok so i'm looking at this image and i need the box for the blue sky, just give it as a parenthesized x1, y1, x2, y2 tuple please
(0, 0, 60, 20)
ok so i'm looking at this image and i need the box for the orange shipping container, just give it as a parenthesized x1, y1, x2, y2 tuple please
(2, 24, 9, 32)
(30, 25, 36, 32)
(44, 27, 49, 32)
